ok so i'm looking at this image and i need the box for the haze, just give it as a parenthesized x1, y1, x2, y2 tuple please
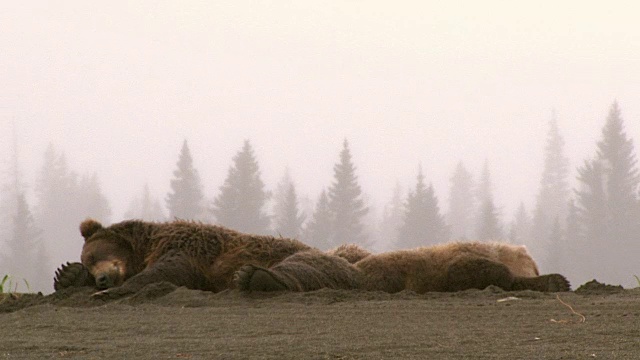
(1, 1, 639, 289)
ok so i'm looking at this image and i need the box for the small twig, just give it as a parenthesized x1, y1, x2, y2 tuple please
(551, 294, 586, 323)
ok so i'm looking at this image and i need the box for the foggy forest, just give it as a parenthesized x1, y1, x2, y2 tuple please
(1, 2, 640, 293)
(2, 102, 640, 293)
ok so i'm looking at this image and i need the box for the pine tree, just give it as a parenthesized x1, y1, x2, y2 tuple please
(272, 170, 305, 238)
(378, 182, 405, 250)
(575, 102, 640, 286)
(545, 216, 563, 274)
(4, 192, 47, 292)
(476, 197, 503, 241)
(563, 198, 584, 284)
(212, 140, 270, 234)
(327, 139, 369, 247)
(124, 183, 166, 221)
(35, 144, 83, 279)
(509, 202, 532, 245)
(33, 144, 112, 291)
(302, 190, 333, 250)
(77, 173, 112, 223)
(166, 140, 205, 220)
(576, 159, 608, 244)
(475, 161, 503, 240)
(446, 161, 476, 240)
(396, 166, 449, 248)
(596, 102, 639, 241)
(531, 115, 570, 267)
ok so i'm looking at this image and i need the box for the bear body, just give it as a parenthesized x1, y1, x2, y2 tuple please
(355, 242, 547, 293)
(76, 219, 360, 297)
(58, 219, 569, 297)
(236, 241, 569, 293)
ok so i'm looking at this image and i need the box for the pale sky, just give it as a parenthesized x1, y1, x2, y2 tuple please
(1, 0, 639, 222)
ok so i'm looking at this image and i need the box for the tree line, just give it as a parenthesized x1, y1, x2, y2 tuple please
(1, 101, 639, 291)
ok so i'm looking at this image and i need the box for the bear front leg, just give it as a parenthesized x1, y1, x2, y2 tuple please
(92, 252, 209, 299)
(234, 250, 362, 292)
(512, 274, 571, 292)
(445, 257, 515, 292)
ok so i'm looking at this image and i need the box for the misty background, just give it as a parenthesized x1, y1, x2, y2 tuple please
(1, 1, 639, 292)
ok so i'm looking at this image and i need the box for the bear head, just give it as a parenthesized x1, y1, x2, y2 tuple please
(80, 218, 137, 290)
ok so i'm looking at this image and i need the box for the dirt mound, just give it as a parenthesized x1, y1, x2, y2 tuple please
(574, 279, 625, 295)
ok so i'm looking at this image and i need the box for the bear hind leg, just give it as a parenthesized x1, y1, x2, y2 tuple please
(445, 258, 514, 292)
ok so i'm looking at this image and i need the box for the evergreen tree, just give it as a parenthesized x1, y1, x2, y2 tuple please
(272, 170, 305, 238)
(509, 202, 532, 245)
(0, 125, 22, 259)
(575, 159, 608, 244)
(212, 140, 270, 234)
(475, 161, 503, 240)
(77, 173, 111, 223)
(575, 102, 640, 286)
(124, 183, 166, 221)
(476, 196, 503, 240)
(545, 216, 563, 274)
(34, 144, 112, 289)
(565, 198, 581, 244)
(166, 140, 205, 220)
(3, 192, 47, 292)
(378, 182, 405, 250)
(302, 190, 333, 250)
(446, 161, 476, 240)
(596, 102, 639, 240)
(531, 115, 570, 267)
(396, 166, 449, 248)
(327, 139, 369, 247)
(35, 145, 82, 279)
(0, 128, 50, 293)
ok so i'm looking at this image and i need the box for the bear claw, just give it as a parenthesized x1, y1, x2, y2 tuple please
(545, 274, 571, 292)
(53, 262, 96, 291)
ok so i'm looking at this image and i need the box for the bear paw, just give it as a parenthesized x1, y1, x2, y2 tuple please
(514, 274, 571, 292)
(544, 274, 571, 292)
(233, 264, 288, 292)
(53, 262, 96, 291)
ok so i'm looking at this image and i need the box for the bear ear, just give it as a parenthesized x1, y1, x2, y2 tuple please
(80, 218, 103, 240)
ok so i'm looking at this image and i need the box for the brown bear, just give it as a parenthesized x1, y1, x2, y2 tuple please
(64, 218, 361, 298)
(235, 241, 570, 293)
(55, 219, 569, 296)
(326, 243, 372, 264)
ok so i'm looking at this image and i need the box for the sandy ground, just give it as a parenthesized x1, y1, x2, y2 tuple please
(1, 281, 639, 360)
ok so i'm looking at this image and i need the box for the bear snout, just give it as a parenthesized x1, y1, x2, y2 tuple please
(95, 274, 111, 290)
(90, 260, 125, 290)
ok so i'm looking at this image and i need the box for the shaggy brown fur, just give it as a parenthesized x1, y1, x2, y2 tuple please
(234, 250, 362, 292)
(65, 219, 569, 296)
(327, 244, 372, 264)
(237, 241, 569, 293)
(355, 242, 568, 293)
(78, 218, 316, 298)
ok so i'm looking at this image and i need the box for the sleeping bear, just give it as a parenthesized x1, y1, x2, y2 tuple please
(54, 219, 569, 297)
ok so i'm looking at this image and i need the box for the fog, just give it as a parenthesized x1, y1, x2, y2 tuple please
(1, 1, 640, 290)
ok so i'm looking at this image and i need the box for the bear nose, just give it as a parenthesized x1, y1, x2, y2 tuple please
(96, 274, 108, 289)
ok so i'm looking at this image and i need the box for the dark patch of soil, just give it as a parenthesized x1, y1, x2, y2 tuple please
(575, 279, 626, 295)
(1, 282, 639, 359)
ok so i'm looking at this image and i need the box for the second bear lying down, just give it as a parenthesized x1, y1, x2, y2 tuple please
(54, 219, 569, 297)
(237, 241, 569, 293)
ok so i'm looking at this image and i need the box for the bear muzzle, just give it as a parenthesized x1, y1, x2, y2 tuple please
(91, 261, 126, 290)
